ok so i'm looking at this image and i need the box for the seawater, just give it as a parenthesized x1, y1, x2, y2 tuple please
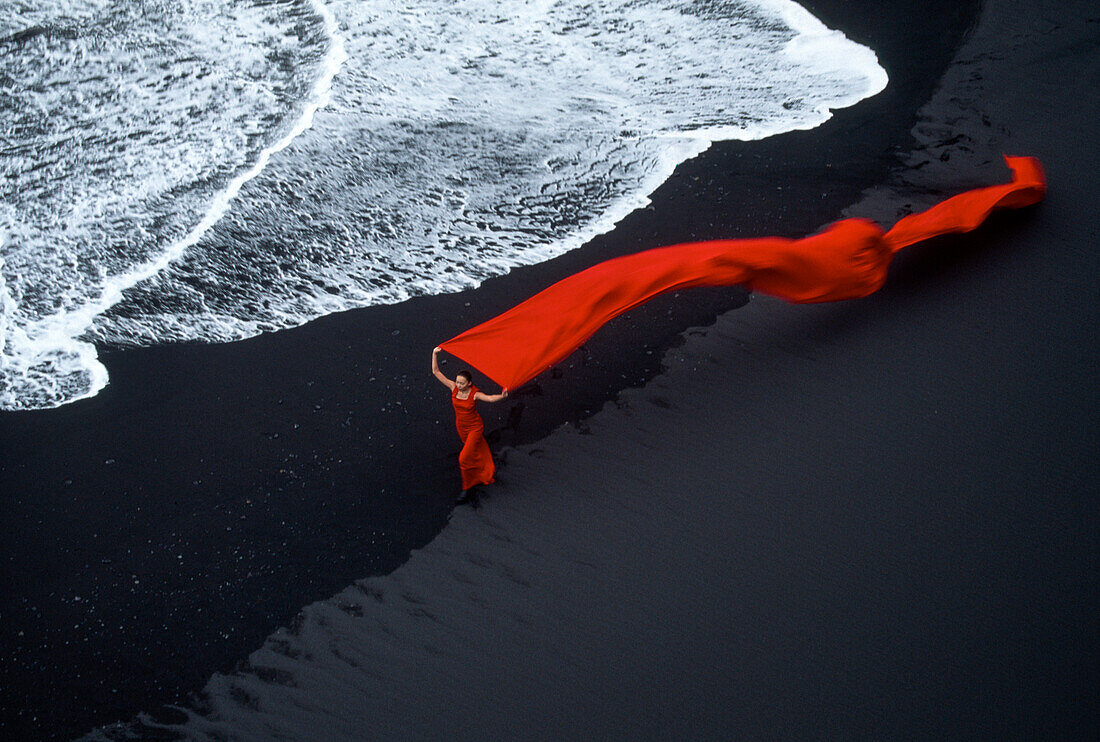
(0, 0, 886, 411)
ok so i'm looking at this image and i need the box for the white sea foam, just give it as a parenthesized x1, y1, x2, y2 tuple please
(1, 0, 887, 410)
(0, 0, 345, 409)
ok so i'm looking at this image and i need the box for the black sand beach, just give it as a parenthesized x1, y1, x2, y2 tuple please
(2, 0, 1097, 738)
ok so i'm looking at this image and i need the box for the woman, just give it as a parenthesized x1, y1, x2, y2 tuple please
(432, 346, 508, 500)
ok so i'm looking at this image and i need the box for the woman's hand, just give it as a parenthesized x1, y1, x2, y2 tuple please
(433, 346, 441, 354)
(502, 388, 510, 399)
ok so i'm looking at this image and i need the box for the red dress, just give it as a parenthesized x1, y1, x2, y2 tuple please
(451, 385, 495, 490)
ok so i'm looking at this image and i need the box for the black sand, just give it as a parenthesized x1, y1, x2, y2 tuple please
(2, 0, 1097, 739)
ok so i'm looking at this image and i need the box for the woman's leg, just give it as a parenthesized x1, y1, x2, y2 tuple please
(458, 428, 495, 490)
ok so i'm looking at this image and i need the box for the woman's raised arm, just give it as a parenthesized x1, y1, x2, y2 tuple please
(431, 347, 456, 390)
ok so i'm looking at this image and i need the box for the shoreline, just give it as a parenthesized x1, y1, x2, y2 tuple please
(0, 0, 880, 416)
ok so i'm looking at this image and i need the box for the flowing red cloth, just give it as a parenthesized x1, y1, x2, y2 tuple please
(452, 385, 495, 489)
(440, 156, 1045, 390)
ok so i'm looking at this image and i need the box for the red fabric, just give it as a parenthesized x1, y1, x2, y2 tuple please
(451, 385, 495, 489)
(440, 156, 1045, 390)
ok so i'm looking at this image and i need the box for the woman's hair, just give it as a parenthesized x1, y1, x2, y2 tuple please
(456, 370, 473, 383)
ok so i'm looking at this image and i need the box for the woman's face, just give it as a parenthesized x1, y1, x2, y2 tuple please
(455, 375, 471, 391)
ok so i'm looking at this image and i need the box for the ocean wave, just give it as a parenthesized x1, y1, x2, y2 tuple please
(0, 0, 344, 409)
(1, 0, 886, 410)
